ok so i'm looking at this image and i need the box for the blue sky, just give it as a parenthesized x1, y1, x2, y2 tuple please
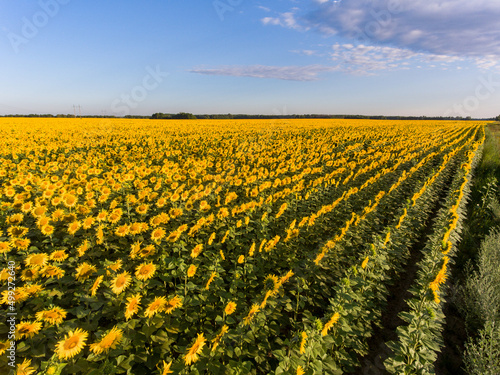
(1, 0, 499, 117)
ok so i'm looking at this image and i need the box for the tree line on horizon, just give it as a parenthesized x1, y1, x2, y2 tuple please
(1, 112, 499, 121)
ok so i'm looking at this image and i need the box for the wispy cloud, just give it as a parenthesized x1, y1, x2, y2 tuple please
(330, 43, 464, 74)
(261, 8, 307, 31)
(189, 64, 338, 81)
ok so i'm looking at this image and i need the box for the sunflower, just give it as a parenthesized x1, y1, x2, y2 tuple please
(21, 268, 39, 281)
(169, 208, 183, 218)
(4, 188, 15, 198)
(51, 208, 65, 221)
(32, 205, 47, 218)
(144, 296, 167, 318)
(115, 224, 130, 237)
(111, 272, 132, 295)
(248, 243, 256, 257)
(0, 268, 10, 282)
(166, 230, 181, 243)
(0, 241, 11, 255)
(16, 358, 36, 375)
(243, 304, 260, 326)
(108, 213, 121, 224)
(40, 265, 65, 279)
(16, 321, 42, 339)
(129, 241, 142, 259)
(41, 224, 55, 236)
(138, 244, 156, 258)
(82, 217, 95, 230)
(21, 201, 33, 213)
(56, 328, 88, 360)
(8, 213, 24, 225)
(278, 270, 294, 287)
(264, 274, 280, 295)
(135, 262, 156, 281)
(208, 232, 216, 245)
(89, 326, 123, 355)
(36, 216, 51, 228)
(75, 263, 97, 281)
(36, 306, 67, 325)
(77, 240, 90, 257)
(129, 222, 143, 235)
(190, 244, 203, 258)
(149, 215, 163, 227)
(1, 288, 28, 304)
(299, 331, 307, 354)
(50, 249, 68, 262)
(95, 225, 104, 245)
(90, 275, 104, 296)
(151, 228, 166, 243)
(24, 283, 44, 297)
(361, 256, 369, 270)
(211, 325, 229, 352)
(8, 226, 29, 238)
(62, 193, 78, 208)
(237, 255, 245, 264)
(260, 290, 273, 308)
(184, 333, 206, 366)
(187, 264, 197, 278)
(136, 204, 149, 215)
(51, 197, 62, 206)
(12, 238, 30, 250)
(25, 253, 49, 268)
(199, 200, 211, 212)
(67, 221, 81, 235)
(0, 340, 9, 356)
(157, 360, 174, 375)
(108, 259, 123, 272)
(296, 365, 305, 375)
(164, 295, 183, 314)
(205, 271, 217, 290)
(225, 301, 237, 315)
(96, 210, 107, 222)
(125, 293, 142, 320)
(321, 312, 340, 336)
(156, 197, 167, 208)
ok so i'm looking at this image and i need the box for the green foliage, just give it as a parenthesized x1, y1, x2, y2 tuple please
(461, 230, 500, 374)
(464, 321, 500, 375)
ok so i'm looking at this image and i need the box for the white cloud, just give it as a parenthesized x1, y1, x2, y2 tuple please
(257, 5, 271, 12)
(303, 0, 500, 59)
(261, 8, 307, 31)
(189, 65, 338, 81)
(329, 43, 465, 74)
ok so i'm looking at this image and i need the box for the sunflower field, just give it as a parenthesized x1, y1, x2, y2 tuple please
(0, 118, 485, 374)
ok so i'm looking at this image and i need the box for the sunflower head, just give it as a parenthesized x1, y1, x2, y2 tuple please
(56, 328, 88, 360)
(135, 262, 156, 281)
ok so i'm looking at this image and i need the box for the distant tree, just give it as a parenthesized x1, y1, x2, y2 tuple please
(173, 112, 197, 119)
(496, 115, 500, 122)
